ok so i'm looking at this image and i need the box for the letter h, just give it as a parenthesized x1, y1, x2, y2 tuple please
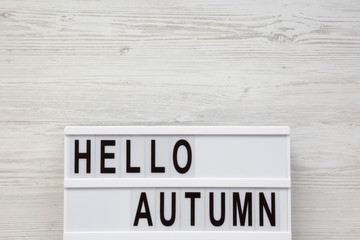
(74, 139, 91, 174)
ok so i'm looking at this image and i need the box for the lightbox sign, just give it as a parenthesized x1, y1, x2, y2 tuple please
(64, 126, 291, 240)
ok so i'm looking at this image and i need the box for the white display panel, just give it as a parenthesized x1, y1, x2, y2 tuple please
(64, 126, 291, 240)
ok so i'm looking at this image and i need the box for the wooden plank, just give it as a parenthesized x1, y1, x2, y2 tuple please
(0, 0, 359, 239)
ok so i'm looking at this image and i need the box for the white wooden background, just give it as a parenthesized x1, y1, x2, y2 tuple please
(0, 0, 359, 239)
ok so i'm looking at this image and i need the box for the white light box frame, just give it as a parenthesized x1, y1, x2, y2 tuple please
(64, 126, 291, 240)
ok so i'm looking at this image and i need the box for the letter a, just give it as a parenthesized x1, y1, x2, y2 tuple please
(133, 192, 153, 226)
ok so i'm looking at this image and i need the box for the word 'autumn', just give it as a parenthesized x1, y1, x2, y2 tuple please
(134, 191, 276, 228)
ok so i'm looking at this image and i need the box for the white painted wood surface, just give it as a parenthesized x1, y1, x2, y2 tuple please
(0, 0, 359, 239)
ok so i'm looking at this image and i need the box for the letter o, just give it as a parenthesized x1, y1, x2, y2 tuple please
(173, 139, 192, 174)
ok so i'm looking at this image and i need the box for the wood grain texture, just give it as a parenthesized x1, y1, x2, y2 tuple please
(0, 0, 359, 239)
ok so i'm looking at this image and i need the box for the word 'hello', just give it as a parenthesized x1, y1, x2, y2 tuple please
(73, 139, 192, 174)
